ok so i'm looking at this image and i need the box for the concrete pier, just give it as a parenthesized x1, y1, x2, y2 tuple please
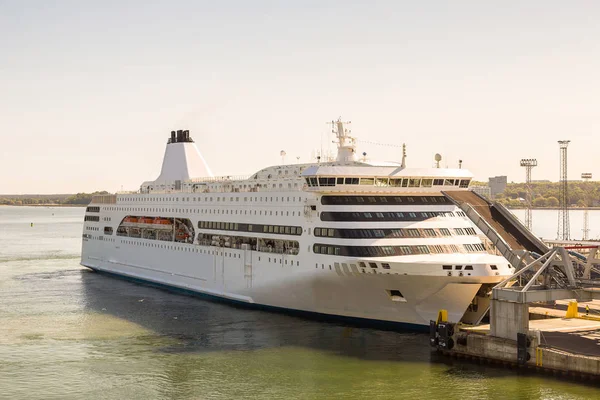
(489, 299, 528, 338)
(446, 328, 600, 378)
(433, 301, 600, 380)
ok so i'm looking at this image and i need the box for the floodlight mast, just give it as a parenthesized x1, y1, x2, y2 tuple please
(582, 172, 592, 240)
(520, 159, 538, 231)
(557, 141, 570, 240)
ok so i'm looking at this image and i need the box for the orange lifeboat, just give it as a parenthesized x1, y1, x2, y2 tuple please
(139, 217, 154, 224)
(153, 218, 172, 225)
(176, 231, 190, 240)
(125, 216, 138, 223)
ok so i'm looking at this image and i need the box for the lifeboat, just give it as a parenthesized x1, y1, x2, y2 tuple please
(139, 217, 154, 224)
(153, 218, 172, 225)
(175, 231, 190, 240)
(124, 216, 138, 223)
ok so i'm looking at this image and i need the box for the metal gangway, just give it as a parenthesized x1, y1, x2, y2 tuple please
(443, 190, 549, 269)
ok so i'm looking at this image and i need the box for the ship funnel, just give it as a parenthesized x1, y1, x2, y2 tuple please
(154, 129, 213, 183)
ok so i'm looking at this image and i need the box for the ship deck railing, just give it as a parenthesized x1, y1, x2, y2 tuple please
(197, 240, 299, 255)
(188, 175, 251, 183)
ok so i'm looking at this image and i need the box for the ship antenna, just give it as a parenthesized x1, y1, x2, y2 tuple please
(401, 143, 407, 168)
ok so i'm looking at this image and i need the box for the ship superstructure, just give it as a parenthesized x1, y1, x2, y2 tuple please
(81, 121, 513, 329)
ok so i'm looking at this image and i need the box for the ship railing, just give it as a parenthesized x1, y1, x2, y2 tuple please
(91, 194, 117, 204)
(258, 246, 299, 255)
(189, 175, 251, 183)
(196, 240, 298, 255)
(137, 185, 305, 195)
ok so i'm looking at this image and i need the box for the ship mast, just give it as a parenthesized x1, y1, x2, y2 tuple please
(330, 117, 357, 163)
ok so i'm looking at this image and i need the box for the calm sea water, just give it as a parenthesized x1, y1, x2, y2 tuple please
(1, 206, 599, 400)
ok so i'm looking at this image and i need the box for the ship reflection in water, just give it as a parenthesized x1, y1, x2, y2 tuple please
(80, 269, 431, 362)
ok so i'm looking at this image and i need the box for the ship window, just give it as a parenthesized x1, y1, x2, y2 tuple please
(360, 178, 374, 185)
(369, 263, 378, 268)
(318, 177, 336, 187)
(389, 178, 402, 187)
(375, 178, 388, 186)
(345, 177, 359, 185)
(455, 265, 462, 270)
(442, 265, 452, 270)
(490, 265, 498, 270)
(460, 179, 470, 188)
(314, 228, 320, 236)
(337, 177, 344, 184)
(359, 262, 366, 268)
(422, 179, 433, 187)
(387, 290, 406, 302)
(465, 265, 473, 270)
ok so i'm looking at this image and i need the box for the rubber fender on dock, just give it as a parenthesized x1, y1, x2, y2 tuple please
(429, 320, 438, 347)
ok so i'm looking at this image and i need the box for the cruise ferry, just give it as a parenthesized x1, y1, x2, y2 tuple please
(81, 120, 513, 330)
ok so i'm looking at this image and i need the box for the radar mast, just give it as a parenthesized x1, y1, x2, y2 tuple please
(329, 117, 357, 163)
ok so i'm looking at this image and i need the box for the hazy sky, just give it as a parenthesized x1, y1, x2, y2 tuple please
(1, 1, 598, 194)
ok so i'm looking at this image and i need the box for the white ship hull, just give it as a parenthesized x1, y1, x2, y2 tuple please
(82, 233, 505, 329)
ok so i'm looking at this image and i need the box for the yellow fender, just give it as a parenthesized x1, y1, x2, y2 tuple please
(565, 301, 578, 319)
(436, 309, 448, 324)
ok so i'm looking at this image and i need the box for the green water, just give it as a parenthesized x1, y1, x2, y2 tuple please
(0, 206, 598, 399)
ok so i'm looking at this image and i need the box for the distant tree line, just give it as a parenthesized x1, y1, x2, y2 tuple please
(491, 182, 600, 208)
(0, 191, 110, 206)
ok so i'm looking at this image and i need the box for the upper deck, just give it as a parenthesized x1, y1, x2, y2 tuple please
(302, 165, 472, 194)
(107, 120, 474, 200)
